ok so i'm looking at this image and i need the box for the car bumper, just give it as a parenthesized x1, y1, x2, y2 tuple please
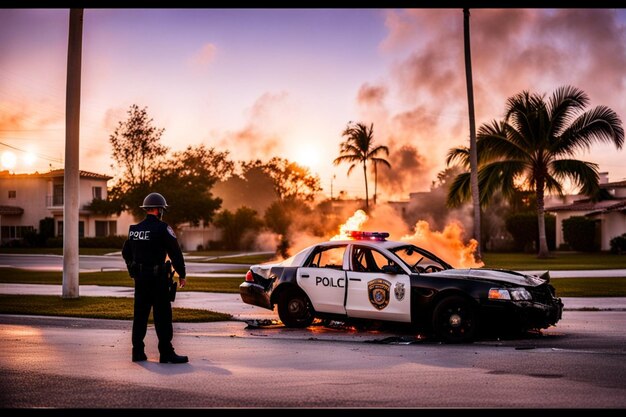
(239, 282, 272, 310)
(481, 297, 564, 330)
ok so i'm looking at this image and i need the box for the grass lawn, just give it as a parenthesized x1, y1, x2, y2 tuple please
(1, 249, 625, 322)
(481, 252, 626, 270)
(0, 268, 243, 292)
(0, 294, 231, 322)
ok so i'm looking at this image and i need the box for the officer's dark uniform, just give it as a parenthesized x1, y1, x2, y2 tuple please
(122, 193, 187, 363)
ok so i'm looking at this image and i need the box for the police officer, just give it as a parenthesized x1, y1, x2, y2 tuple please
(122, 192, 188, 364)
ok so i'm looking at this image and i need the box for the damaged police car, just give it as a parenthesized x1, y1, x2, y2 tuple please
(240, 231, 563, 343)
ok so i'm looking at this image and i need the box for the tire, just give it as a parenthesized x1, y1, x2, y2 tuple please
(277, 287, 314, 328)
(431, 295, 478, 343)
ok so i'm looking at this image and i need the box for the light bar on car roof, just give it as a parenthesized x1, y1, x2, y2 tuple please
(346, 231, 389, 241)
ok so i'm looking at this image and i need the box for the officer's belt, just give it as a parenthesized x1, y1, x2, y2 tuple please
(135, 263, 165, 275)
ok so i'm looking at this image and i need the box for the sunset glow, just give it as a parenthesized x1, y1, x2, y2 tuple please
(1, 151, 17, 169)
(1, 8, 625, 200)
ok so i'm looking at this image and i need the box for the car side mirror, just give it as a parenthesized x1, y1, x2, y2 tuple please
(381, 264, 402, 274)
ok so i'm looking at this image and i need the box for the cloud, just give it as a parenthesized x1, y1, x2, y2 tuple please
(357, 83, 388, 105)
(354, 8, 626, 199)
(217, 91, 291, 161)
(189, 43, 218, 68)
(0, 100, 62, 131)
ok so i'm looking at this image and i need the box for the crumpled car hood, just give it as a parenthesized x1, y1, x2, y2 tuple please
(436, 268, 549, 287)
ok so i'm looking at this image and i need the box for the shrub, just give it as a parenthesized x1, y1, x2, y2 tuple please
(610, 233, 626, 254)
(562, 216, 599, 252)
(505, 212, 555, 252)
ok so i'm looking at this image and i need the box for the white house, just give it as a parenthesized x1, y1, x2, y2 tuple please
(0, 168, 224, 250)
(0, 169, 133, 244)
(545, 173, 626, 251)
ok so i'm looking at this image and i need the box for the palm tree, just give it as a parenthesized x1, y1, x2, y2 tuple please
(446, 85, 624, 258)
(463, 8, 482, 261)
(333, 122, 391, 212)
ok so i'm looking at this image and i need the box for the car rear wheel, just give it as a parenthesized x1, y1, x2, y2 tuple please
(432, 295, 477, 343)
(277, 287, 314, 328)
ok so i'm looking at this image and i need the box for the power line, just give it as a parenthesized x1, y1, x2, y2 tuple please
(0, 141, 63, 163)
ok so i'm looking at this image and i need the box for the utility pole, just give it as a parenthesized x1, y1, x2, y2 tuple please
(62, 8, 83, 298)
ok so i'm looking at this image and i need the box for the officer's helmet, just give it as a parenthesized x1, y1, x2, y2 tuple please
(140, 192, 168, 211)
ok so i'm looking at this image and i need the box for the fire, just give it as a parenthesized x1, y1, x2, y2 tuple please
(259, 205, 484, 269)
(400, 220, 484, 268)
(330, 209, 369, 240)
(330, 208, 483, 268)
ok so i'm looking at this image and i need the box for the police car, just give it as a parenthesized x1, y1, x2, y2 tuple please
(239, 231, 563, 343)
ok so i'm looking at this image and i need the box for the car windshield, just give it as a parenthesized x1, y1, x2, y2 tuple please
(390, 244, 452, 273)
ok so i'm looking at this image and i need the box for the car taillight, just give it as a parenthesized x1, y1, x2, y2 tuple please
(245, 270, 254, 282)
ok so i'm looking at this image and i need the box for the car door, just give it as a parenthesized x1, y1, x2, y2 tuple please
(344, 244, 411, 323)
(297, 244, 348, 315)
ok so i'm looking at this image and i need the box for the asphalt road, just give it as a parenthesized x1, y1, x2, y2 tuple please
(1, 310, 625, 409)
(1, 253, 625, 409)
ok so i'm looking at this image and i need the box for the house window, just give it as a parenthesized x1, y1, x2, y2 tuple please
(53, 184, 63, 206)
(95, 220, 117, 237)
(8, 190, 16, 199)
(57, 221, 84, 238)
(0, 225, 34, 240)
(92, 186, 102, 200)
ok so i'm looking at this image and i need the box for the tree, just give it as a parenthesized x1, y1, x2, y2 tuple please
(333, 122, 390, 212)
(447, 85, 624, 258)
(264, 198, 315, 258)
(241, 157, 322, 202)
(149, 145, 225, 230)
(213, 206, 263, 250)
(463, 8, 482, 261)
(108, 106, 224, 230)
(212, 165, 278, 214)
(108, 104, 169, 216)
(109, 104, 169, 188)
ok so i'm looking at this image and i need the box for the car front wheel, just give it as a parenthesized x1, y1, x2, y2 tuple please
(277, 287, 314, 328)
(432, 295, 477, 343)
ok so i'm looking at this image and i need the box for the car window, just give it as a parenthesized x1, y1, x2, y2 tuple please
(392, 245, 446, 273)
(352, 246, 396, 273)
(304, 245, 346, 270)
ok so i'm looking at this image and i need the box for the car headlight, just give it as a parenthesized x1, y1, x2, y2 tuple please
(488, 287, 532, 301)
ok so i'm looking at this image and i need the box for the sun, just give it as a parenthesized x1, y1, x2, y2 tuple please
(294, 144, 321, 170)
(1, 151, 17, 169)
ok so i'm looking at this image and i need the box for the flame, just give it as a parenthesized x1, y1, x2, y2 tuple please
(330, 208, 483, 268)
(330, 209, 369, 240)
(401, 220, 483, 268)
(258, 205, 483, 269)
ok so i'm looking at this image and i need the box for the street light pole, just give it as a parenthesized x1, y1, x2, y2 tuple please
(62, 8, 83, 299)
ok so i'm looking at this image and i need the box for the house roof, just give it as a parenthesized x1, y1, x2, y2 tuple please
(546, 198, 626, 215)
(0, 205, 24, 216)
(0, 169, 113, 180)
(43, 169, 112, 180)
(602, 180, 626, 188)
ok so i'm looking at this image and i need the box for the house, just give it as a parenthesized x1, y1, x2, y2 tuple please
(0, 168, 220, 251)
(0, 169, 133, 244)
(545, 172, 626, 251)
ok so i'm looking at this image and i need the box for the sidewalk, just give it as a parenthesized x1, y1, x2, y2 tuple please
(1, 283, 625, 316)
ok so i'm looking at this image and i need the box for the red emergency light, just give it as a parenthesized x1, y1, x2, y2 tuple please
(346, 231, 389, 241)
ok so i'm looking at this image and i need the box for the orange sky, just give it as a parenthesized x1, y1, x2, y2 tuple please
(2, 8, 626, 201)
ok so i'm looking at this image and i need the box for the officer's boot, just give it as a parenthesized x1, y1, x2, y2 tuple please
(159, 350, 188, 364)
(132, 348, 147, 362)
